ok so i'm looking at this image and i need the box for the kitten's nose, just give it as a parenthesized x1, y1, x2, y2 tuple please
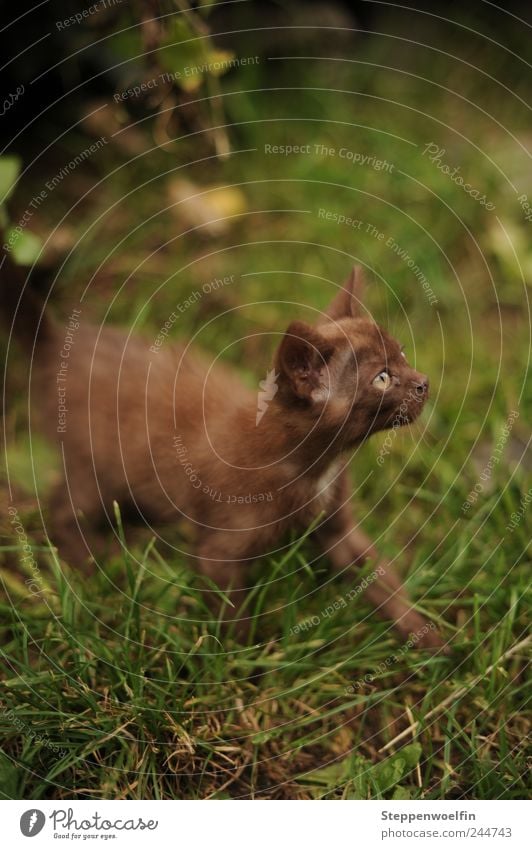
(413, 374, 429, 397)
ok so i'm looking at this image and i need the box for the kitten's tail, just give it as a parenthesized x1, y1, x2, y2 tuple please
(0, 231, 53, 350)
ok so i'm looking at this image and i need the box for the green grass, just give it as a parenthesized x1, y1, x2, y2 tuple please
(1, 12, 530, 799)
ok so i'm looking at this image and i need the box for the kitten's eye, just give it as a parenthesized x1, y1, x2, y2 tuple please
(373, 370, 392, 390)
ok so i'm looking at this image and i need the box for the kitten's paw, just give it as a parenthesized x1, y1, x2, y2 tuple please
(397, 612, 450, 654)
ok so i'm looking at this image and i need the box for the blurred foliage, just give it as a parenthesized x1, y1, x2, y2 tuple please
(0, 156, 42, 264)
(1, 0, 530, 801)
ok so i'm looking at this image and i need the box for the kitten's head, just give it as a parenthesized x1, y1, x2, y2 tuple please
(274, 267, 429, 444)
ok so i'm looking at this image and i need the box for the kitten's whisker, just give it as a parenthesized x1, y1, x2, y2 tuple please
(408, 425, 418, 448)
(411, 419, 433, 451)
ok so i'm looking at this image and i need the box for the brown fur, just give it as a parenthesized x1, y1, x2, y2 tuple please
(1, 252, 444, 649)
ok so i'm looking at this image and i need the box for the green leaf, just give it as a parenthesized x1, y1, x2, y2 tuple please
(393, 785, 414, 799)
(398, 742, 423, 769)
(0, 155, 22, 203)
(373, 756, 407, 791)
(372, 744, 422, 794)
(9, 228, 42, 265)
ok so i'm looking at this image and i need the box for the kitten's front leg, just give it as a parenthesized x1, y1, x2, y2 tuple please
(195, 532, 255, 638)
(316, 479, 446, 650)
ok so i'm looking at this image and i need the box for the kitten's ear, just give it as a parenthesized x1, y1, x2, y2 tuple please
(276, 320, 333, 402)
(320, 266, 365, 323)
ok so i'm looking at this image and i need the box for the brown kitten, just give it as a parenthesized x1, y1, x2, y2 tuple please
(1, 251, 444, 650)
